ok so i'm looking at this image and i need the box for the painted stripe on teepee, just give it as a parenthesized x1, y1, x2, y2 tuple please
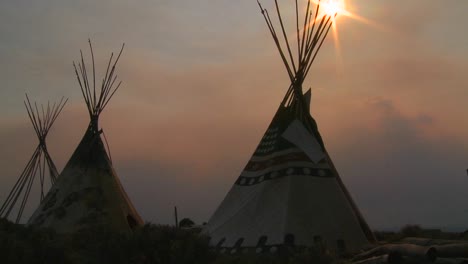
(235, 166, 333, 186)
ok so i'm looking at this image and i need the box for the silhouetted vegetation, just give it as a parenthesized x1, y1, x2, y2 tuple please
(212, 247, 338, 264)
(70, 223, 215, 264)
(374, 224, 468, 242)
(0, 218, 343, 264)
(3, 218, 468, 264)
(0, 218, 214, 264)
(0, 218, 66, 264)
(179, 218, 195, 228)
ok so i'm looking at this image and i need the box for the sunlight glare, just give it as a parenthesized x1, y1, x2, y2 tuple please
(305, 0, 380, 73)
(321, 0, 347, 18)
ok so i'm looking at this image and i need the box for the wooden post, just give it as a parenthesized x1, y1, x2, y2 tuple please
(174, 206, 179, 228)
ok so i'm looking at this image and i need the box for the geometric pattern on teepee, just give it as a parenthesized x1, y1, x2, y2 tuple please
(28, 41, 143, 232)
(0, 95, 67, 224)
(235, 109, 332, 188)
(204, 0, 375, 253)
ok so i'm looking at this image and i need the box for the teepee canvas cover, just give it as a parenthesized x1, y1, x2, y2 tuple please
(204, 0, 375, 253)
(28, 42, 143, 232)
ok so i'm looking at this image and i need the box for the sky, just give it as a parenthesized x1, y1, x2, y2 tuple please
(0, 0, 467, 231)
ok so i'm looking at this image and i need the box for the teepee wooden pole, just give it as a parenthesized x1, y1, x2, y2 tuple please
(274, 0, 297, 73)
(174, 206, 179, 228)
(0, 96, 66, 223)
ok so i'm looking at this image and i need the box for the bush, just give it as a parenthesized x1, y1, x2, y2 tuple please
(68, 223, 215, 264)
(400, 224, 423, 237)
(0, 217, 369, 264)
(179, 218, 195, 228)
(212, 247, 338, 264)
(0, 218, 68, 264)
(0, 219, 214, 264)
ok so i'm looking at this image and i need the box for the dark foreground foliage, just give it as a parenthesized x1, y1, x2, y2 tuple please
(374, 224, 468, 243)
(7, 217, 468, 264)
(4, 218, 468, 264)
(0, 218, 341, 264)
(0, 218, 214, 264)
(212, 248, 338, 264)
(0, 218, 65, 264)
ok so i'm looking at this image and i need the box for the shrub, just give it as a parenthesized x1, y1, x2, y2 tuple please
(400, 224, 423, 237)
(0, 219, 214, 264)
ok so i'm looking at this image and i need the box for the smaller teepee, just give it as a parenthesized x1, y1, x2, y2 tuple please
(0, 95, 67, 223)
(28, 41, 143, 232)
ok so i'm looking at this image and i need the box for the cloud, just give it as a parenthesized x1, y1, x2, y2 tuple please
(323, 97, 468, 230)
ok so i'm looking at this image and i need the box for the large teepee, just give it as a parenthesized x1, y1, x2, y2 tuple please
(0, 95, 67, 223)
(28, 41, 143, 232)
(204, 0, 375, 253)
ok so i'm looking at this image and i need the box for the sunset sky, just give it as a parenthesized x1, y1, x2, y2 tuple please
(0, 0, 467, 231)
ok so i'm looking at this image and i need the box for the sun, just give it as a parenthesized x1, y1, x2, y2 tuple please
(311, 0, 350, 20)
(309, 0, 361, 73)
(321, 0, 346, 18)
(302, 0, 378, 72)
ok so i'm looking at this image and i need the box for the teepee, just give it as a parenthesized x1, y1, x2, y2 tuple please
(0, 95, 67, 223)
(204, 0, 375, 253)
(28, 41, 143, 232)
